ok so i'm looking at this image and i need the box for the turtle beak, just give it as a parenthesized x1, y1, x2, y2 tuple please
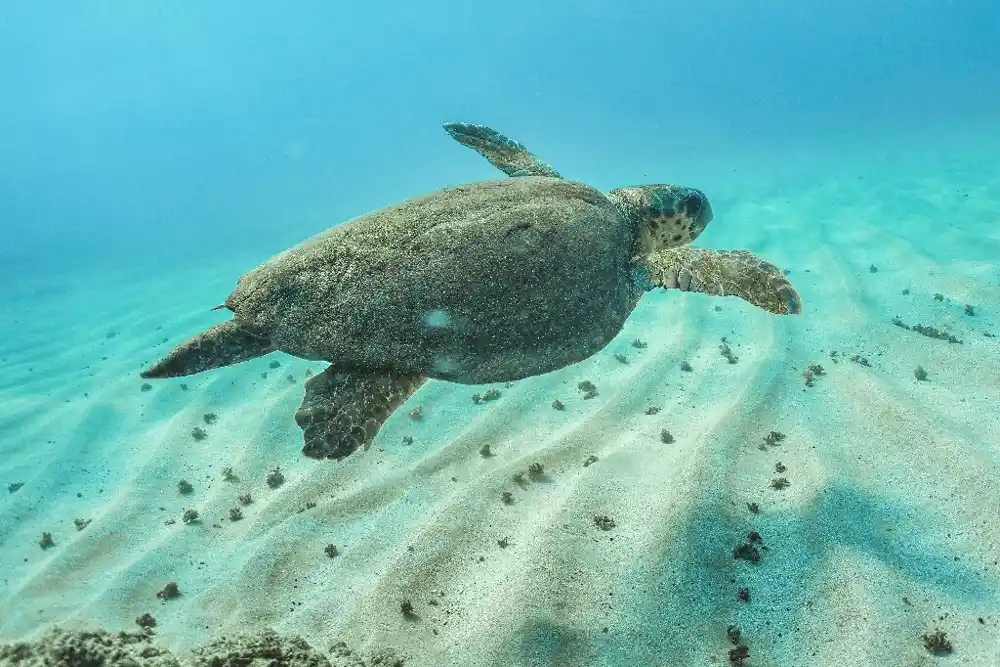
(698, 196, 713, 227)
(679, 188, 712, 240)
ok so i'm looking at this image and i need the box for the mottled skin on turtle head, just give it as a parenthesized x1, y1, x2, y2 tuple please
(606, 184, 713, 256)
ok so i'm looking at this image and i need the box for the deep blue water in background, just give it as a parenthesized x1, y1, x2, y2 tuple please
(1, 1, 997, 281)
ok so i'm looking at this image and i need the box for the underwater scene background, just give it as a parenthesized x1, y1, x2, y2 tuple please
(1, 2, 999, 666)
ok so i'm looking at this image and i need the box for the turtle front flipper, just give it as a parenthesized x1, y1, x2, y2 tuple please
(633, 247, 802, 315)
(295, 366, 427, 461)
(140, 320, 275, 379)
(443, 121, 562, 178)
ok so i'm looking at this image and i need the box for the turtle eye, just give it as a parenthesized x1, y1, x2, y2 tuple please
(680, 191, 703, 218)
(681, 189, 712, 228)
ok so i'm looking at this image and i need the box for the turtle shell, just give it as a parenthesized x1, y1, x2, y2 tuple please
(225, 176, 639, 384)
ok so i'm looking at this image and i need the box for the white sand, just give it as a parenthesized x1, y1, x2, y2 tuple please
(1, 151, 999, 666)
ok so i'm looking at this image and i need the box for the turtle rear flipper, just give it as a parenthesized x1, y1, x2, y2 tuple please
(140, 320, 275, 379)
(443, 121, 562, 178)
(634, 247, 802, 315)
(295, 366, 426, 460)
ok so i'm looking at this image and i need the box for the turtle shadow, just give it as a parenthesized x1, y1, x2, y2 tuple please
(604, 481, 998, 665)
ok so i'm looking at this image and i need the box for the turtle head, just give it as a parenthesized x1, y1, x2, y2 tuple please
(608, 185, 713, 257)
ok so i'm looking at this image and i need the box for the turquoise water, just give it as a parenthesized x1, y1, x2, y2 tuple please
(1, 3, 999, 666)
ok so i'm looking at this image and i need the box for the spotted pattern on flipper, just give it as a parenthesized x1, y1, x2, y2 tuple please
(140, 319, 274, 379)
(636, 247, 802, 315)
(295, 366, 427, 460)
(443, 121, 562, 178)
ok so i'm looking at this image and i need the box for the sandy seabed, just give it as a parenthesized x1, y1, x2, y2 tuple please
(1, 148, 999, 666)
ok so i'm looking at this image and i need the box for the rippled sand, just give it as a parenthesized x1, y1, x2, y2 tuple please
(1, 150, 999, 666)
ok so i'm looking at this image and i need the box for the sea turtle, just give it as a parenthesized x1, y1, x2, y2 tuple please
(141, 121, 801, 461)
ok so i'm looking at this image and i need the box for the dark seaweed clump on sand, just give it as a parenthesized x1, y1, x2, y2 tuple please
(0, 626, 404, 666)
(891, 317, 962, 344)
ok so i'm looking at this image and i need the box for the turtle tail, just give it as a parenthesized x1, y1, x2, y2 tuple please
(141, 319, 274, 379)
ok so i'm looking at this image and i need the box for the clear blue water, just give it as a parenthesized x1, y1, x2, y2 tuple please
(2, 2, 997, 278)
(1, 2, 999, 666)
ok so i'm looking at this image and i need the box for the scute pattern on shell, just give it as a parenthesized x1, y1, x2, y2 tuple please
(226, 177, 637, 385)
